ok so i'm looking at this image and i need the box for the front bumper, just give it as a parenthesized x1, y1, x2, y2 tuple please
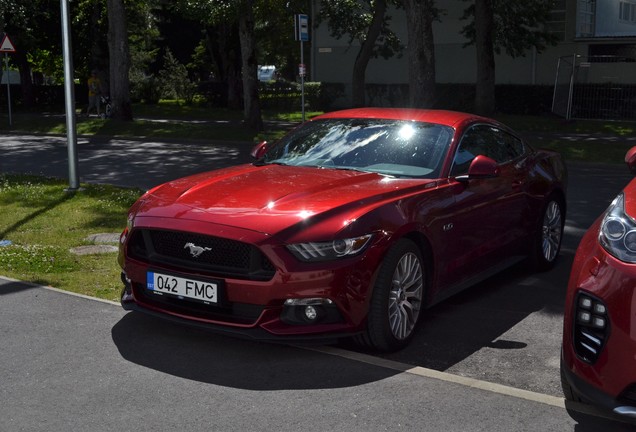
(120, 295, 351, 345)
(562, 220, 636, 418)
(561, 350, 636, 418)
(120, 271, 361, 343)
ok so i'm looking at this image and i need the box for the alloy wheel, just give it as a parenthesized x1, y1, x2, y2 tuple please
(388, 252, 423, 340)
(542, 200, 563, 263)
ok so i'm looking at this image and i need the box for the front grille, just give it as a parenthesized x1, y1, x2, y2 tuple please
(127, 229, 276, 281)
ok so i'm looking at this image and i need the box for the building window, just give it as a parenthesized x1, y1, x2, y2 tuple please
(548, 0, 567, 41)
(620, 1, 636, 23)
(578, 0, 596, 37)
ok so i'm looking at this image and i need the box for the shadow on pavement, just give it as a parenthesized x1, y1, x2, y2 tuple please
(0, 280, 39, 296)
(111, 311, 399, 391)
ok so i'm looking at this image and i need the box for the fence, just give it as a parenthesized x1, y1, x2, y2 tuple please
(552, 55, 636, 121)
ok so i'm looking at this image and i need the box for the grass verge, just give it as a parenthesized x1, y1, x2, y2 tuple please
(0, 174, 142, 301)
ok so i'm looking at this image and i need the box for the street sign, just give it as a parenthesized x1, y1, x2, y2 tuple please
(0, 34, 16, 53)
(295, 14, 309, 42)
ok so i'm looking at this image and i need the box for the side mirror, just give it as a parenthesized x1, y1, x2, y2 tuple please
(456, 155, 499, 182)
(626, 146, 636, 174)
(251, 141, 268, 160)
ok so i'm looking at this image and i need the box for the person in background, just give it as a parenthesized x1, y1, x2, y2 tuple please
(86, 70, 102, 117)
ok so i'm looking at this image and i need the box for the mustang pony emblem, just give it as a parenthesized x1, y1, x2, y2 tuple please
(184, 242, 212, 258)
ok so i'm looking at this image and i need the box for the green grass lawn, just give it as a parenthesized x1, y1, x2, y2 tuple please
(0, 101, 321, 143)
(0, 174, 142, 301)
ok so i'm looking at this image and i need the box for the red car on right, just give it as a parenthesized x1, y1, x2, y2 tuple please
(561, 146, 636, 420)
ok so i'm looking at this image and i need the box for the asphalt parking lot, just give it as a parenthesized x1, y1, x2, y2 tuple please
(2, 133, 636, 430)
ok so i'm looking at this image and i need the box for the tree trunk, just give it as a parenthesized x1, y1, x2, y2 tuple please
(90, 0, 108, 75)
(207, 24, 242, 110)
(107, 0, 133, 121)
(14, 50, 35, 108)
(238, 1, 263, 131)
(474, 0, 496, 116)
(404, 0, 436, 108)
(351, 0, 387, 107)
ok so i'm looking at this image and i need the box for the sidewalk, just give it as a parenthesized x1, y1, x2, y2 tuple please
(0, 133, 255, 190)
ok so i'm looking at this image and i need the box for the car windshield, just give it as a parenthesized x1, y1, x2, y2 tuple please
(259, 118, 454, 178)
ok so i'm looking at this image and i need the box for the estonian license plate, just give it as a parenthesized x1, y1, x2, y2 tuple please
(146, 271, 218, 304)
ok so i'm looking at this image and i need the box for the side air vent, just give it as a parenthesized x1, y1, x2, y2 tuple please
(572, 291, 610, 364)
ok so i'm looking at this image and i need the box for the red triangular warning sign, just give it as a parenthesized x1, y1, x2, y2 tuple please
(0, 35, 16, 53)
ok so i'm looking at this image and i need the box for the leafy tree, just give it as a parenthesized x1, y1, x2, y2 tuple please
(0, 0, 61, 107)
(237, 1, 263, 130)
(73, 0, 109, 80)
(319, 0, 403, 107)
(461, 0, 558, 115)
(173, 0, 263, 130)
(254, 0, 307, 81)
(158, 48, 196, 103)
(403, 0, 437, 108)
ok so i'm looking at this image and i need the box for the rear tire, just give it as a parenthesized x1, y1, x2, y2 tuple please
(359, 239, 426, 352)
(531, 196, 564, 271)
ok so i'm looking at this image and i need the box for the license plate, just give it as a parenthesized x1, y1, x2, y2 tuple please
(146, 271, 218, 304)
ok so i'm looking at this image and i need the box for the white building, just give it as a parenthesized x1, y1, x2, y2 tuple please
(310, 0, 636, 111)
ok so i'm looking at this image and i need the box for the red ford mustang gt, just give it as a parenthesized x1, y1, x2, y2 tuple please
(118, 108, 567, 351)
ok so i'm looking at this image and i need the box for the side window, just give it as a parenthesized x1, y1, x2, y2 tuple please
(450, 125, 525, 176)
(503, 133, 525, 160)
(450, 126, 490, 176)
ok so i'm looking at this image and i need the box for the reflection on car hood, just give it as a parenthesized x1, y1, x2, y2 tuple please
(137, 164, 437, 234)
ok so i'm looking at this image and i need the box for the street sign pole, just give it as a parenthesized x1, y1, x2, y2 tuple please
(0, 34, 16, 126)
(295, 14, 309, 122)
(4, 53, 11, 126)
(300, 41, 305, 122)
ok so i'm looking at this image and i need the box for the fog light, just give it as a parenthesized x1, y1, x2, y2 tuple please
(579, 297, 592, 309)
(578, 311, 592, 324)
(594, 303, 607, 314)
(280, 297, 343, 326)
(593, 316, 606, 329)
(304, 305, 318, 321)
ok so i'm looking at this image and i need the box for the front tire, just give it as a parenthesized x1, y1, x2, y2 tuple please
(361, 239, 426, 352)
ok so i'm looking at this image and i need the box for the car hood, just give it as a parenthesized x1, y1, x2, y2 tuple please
(136, 164, 437, 235)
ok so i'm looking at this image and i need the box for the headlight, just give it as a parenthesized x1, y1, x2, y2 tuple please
(599, 193, 636, 263)
(287, 234, 373, 262)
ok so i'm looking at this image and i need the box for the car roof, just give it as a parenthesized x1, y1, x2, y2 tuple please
(312, 108, 495, 129)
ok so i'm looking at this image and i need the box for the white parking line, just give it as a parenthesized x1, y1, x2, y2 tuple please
(307, 345, 565, 407)
(306, 345, 628, 424)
